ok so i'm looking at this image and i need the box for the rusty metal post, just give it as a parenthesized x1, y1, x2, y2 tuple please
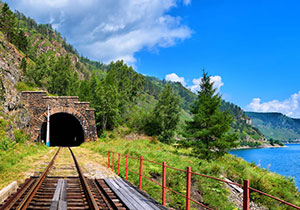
(139, 156, 143, 190)
(243, 179, 250, 210)
(125, 155, 129, 180)
(186, 167, 191, 210)
(112, 152, 115, 172)
(162, 162, 166, 206)
(108, 151, 110, 168)
(118, 153, 121, 175)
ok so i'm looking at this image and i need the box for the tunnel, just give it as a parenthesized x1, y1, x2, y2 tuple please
(40, 112, 84, 146)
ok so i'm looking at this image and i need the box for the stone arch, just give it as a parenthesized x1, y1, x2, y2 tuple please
(21, 91, 97, 145)
(37, 109, 89, 143)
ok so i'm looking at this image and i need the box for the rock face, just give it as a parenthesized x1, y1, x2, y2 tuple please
(21, 91, 97, 143)
(0, 32, 30, 138)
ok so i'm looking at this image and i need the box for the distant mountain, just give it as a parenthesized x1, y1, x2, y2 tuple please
(245, 112, 300, 141)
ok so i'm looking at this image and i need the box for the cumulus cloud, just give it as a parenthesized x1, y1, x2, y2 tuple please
(165, 73, 186, 86)
(183, 0, 191, 5)
(8, 0, 191, 63)
(165, 73, 224, 93)
(189, 75, 224, 93)
(246, 91, 300, 118)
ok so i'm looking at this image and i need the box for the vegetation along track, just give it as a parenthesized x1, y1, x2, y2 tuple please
(0, 147, 127, 210)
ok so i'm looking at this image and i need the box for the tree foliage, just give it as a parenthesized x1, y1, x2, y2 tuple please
(0, 3, 28, 52)
(145, 84, 181, 143)
(185, 70, 238, 159)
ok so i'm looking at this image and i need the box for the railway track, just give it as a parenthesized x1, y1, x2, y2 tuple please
(0, 147, 127, 210)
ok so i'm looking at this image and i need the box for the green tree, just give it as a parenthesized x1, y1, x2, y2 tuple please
(15, 30, 28, 53)
(47, 55, 76, 95)
(185, 70, 237, 159)
(20, 57, 27, 72)
(107, 61, 145, 121)
(146, 84, 180, 143)
(94, 74, 120, 132)
(0, 3, 16, 42)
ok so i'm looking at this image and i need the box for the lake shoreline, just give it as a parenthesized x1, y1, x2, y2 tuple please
(232, 143, 285, 150)
(229, 144, 300, 189)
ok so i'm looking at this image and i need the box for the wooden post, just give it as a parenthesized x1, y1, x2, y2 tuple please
(108, 151, 110, 168)
(162, 162, 166, 206)
(243, 179, 250, 210)
(186, 167, 191, 210)
(125, 155, 129, 180)
(139, 156, 143, 190)
(112, 152, 115, 172)
(118, 153, 121, 175)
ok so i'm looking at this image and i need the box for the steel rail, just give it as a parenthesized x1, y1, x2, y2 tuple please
(68, 147, 99, 210)
(94, 179, 120, 210)
(0, 178, 34, 210)
(15, 147, 61, 210)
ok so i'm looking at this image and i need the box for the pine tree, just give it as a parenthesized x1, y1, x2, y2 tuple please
(185, 70, 237, 159)
(148, 84, 180, 143)
(0, 3, 16, 42)
(20, 57, 27, 72)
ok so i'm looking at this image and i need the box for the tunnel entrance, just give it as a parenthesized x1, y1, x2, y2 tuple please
(40, 113, 84, 146)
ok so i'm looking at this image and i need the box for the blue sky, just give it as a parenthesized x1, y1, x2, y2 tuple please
(4, 0, 300, 117)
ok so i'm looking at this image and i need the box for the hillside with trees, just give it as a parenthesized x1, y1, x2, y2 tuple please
(0, 1, 265, 148)
(246, 112, 300, 141)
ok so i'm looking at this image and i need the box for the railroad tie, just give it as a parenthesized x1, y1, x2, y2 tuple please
(50, 179, 67, 210)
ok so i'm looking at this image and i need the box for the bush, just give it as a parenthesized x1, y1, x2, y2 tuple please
(13, 129, 29, 143)
(0, 136, 14, 151)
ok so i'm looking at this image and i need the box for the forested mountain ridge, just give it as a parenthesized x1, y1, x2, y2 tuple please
(0, 2, 265, 143)
(246, 112, 300, 141)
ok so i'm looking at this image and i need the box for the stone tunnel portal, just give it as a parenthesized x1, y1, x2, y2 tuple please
(21, 91, 97, 145)
(40, 113, 84, 146)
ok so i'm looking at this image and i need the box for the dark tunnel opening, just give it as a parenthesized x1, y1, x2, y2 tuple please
(40, 113, 84, 146)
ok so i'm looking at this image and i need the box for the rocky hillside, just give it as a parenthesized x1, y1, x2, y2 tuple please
(246, 112, 300, 141)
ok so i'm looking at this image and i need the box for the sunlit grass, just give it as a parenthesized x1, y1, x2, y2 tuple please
(82, 137, 300, 210)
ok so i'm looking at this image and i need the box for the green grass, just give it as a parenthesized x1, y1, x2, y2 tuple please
(15, 82, 38, 92)
(82, 138, 300, 210)
(0, 115, 51, 189)
(0, 142, 50, 189)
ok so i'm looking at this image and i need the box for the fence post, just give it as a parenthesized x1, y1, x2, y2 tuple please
(112, 152, 115, 172)
(186, 167, 191, 210)
(125, 155, 129, 180)
(108, 151, 110, 168)
(162, 162, 166, 206)
(243, 179, 250, 210)
(118, 153, 121, 175)
(139, 156, 143, 190)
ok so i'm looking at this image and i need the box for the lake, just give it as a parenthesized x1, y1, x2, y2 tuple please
(229, 144, 300, 189)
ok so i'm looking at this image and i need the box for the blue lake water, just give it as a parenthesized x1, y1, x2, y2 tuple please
(229, 144, 300, 189)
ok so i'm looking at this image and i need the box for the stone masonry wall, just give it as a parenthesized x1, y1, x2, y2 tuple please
(21, 91, 97, 142)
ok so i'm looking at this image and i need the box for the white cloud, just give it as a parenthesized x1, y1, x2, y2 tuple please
(183, 0, 191, 5)
(9, 0, 191, 64)
(246, 91, 300, 118)
(165, 73, 186, 86)
(189, 75, 224, 93)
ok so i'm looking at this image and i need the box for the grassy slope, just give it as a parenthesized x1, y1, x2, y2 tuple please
(0, 107, 52, 189)
(82, 138, 300, 210)
(0, 142, 51, 189)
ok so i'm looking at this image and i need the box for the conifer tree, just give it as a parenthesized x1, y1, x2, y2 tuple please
(185, 70, 237, 159)
(147, 84, 180, 143)
(0, 3, 16, 42)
